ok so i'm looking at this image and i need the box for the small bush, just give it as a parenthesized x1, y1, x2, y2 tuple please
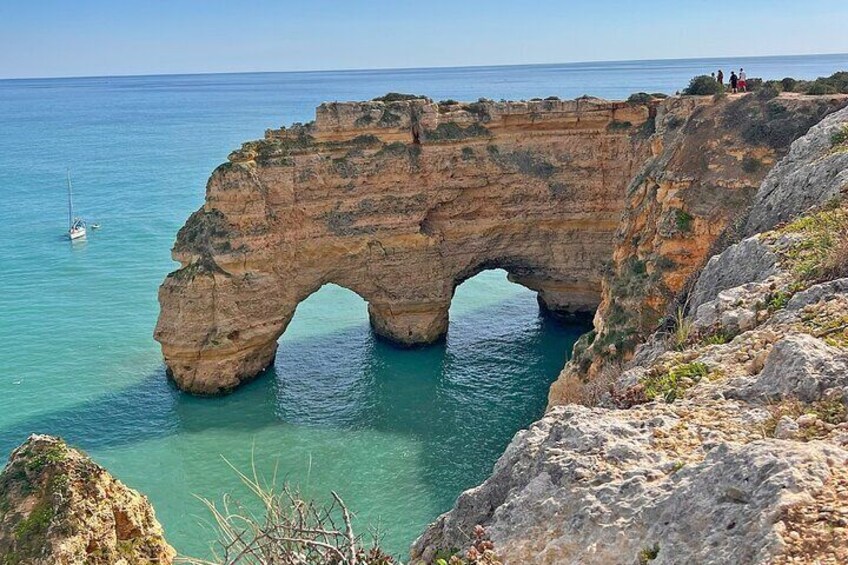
(781, 77, 798, 92)
(372, 92, 426, 102)
(683, 75, 724, 96)
(641, 362, 709, 403)
(756, 84, 780, 100)
(627, 92, 654, 104)
(780, 204, 848, 282)
(702, 330, 733, 346)
(832, 125, 848, 147)
(544, 95, 561, 101)
(670, 307, 693, 350)
(741, 155, 763, 173)
(675, 209, 694, 232)
(807, 83, 838, 95)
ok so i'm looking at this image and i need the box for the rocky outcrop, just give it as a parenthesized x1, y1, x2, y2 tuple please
(549, 94, 847, 407)
(156, 91, 847, 396)
(155, 96, 661, 394)
(745, 103, 848, 234)
(0, 435, 174, 564)
(413, 105, 848, 564)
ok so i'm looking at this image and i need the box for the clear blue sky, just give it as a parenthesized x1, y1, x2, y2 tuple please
(1, 0, 846, 79)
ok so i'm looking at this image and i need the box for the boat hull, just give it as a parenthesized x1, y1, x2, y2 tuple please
(69, 228, 86, 240)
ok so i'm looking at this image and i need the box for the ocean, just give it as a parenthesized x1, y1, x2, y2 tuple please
(1, 53, 846, 558)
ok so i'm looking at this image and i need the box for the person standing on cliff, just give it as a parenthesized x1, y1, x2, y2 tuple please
(739, 68, 748, 92)
(730, 71, 739, 93)
(717, 69, 724, 87)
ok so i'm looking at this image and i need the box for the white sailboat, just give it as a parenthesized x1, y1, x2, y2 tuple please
(67, 170, 86, 240)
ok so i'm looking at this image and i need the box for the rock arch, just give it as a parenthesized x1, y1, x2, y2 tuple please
(155, 96, 663, 395)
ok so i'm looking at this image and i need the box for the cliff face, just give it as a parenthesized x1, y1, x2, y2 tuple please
(155, 96, 659, 394)
(549, 93, 847, 406)
(0, 435, 174, 564)
(413, 103, 848, 565)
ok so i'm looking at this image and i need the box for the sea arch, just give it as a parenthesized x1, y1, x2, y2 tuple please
(155, 96, 662, 394)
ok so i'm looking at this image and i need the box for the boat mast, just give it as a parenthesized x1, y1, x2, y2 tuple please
(67, 169, 73, 229)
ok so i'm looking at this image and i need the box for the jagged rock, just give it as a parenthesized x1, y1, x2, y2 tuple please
(774, 416, 799, 439)
(0, 435, 174, 564)
(688, 236, 778, 314)
(549, 94, 847, 407)
(732, 334, 848, 403)
(786, 278, 848, 310)
(745, 104, 848, 235)
(411, 403, 848, 564)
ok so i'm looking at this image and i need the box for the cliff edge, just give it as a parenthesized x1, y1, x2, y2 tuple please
(0, 435, 174, 564)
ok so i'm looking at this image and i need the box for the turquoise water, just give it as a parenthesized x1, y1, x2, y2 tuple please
(1, 53, 846, 558)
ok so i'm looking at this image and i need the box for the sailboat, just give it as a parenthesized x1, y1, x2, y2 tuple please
(66, 170, 86, 240)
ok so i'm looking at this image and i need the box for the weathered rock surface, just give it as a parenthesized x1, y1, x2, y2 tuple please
(412, 403, 848, 565)
(0, 435, 174, 564)
(745, 104, 848, 234)
(414, 107, 848, 564)
(549, 94, 847, 407)
(156, 96, 661, 394)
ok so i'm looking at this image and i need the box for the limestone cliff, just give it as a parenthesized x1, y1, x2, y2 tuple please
(413, 102, 848, 565)
(156, 93, 846, 396)
(155, 96, 659, 394)
(549, 93, 847, 406)
(0, 435, 174, 564)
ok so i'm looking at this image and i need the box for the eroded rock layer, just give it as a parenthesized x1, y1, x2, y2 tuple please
(549, 94, 848, 406)
(156, 97, 660, 394)
(0, 435, 175, 564)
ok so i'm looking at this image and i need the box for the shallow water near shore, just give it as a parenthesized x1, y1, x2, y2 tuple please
(1, 53, 847, 557)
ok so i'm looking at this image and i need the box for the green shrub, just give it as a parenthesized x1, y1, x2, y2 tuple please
(627, 92, 654, 104)
(756, 84, 780, 100)
(807, 83, 838, 95)
(832, 125, 848, 147)
(675, 209, 694, 232)
(781, 77, 798, 92)
(641, 362, 709, 403)
(372, 92, 426, 102)
(683, 75, 724, 96)
(544, 95, 561, 101)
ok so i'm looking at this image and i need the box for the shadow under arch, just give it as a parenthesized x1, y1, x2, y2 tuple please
(268, 269, 590, 513)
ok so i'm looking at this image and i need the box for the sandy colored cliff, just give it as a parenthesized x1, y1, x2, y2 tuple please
(155, 96, 658, 394)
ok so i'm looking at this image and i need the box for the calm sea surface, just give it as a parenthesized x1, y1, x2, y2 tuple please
(1, 53, 846, 558)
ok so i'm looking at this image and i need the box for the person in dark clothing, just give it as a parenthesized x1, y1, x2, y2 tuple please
(717, 69, 724, 86)
(730, 71, 739, 93)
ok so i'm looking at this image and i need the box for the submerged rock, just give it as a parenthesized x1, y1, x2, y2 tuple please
(0, 435, 174, 564)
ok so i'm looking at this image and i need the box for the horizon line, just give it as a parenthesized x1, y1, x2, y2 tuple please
(2, 51, 846, 83)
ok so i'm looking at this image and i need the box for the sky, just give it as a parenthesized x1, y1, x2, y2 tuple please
(1, 0, 846, 79)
